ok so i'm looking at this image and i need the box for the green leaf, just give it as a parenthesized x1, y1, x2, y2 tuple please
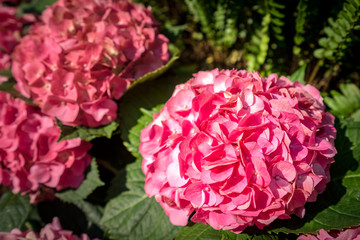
(100, 160, 180, 240)
(175, 223, 222, 240)
(0, 80, 35, 106)
(59, 121, 119, 142)
(324, 83, 360, 119)
(126, 52, 179, 91)
(314, 48, 325, 58)
(0, 192, 31, 232)
(124, 105, 163, 159)
(0, 69, 12, 78)
(265, 123, 360, 234)
(175, 223, 282, 240)
(288, 64, 306, 84)
(222, 230, 282, 240)
(17, 0, 57, 15)
(56, 159, 104, 203)
(72, 200, 105, 231)
(118, 64, 196, 145)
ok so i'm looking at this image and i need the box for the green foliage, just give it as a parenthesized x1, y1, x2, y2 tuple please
(293, 0, 309, 57)
(100, 159, 180, 240)
(123, 106, 164, 159)
(118, 64, 196, 145)
(268, 0, 285, 41)
(175, 224, 222, 240)
(185, 0, 240, 48)
(185, 0, 213, 41)
(0, 192, 31, 232)
(59, 121, 119, 142)
(324, 83, 360, 120)
(126, 52, 180, 91)
(246, 13, 271, 71)
(17, 0, 57, 15)
(175, 223, 282, 240)
(314, 0, 360, 63)
(0, 80, 35, 106)
(288, 64, 307, 84)
(56, 159, 104, 203)
(56, 159, 105, 230)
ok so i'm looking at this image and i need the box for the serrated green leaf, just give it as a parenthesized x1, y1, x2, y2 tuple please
(176, 224, 282, 240)
(266, 123, 360, 234)
(56, 159, 104, 203)
(0, 192, 31, 232)
(72, 200, 105, 231)
(222, 230, 281, 240)
(175, 223, 222, 240)
(100, 160, 180, 240)
(59, 121, 119, 142)
(288, 64, 306, 84)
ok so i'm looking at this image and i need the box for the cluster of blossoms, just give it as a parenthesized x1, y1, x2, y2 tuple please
(0, 3, 35, 83)
(12, 0, 170, 127)
(298, 226, 360, 240)
(0, 217, 99, 240)
(0, 91, 92, 203)
(140, 69, 337, 233)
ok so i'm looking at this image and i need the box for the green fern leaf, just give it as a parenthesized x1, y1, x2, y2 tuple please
(324, 83, 360, 120)
(314, 0, 360, 62)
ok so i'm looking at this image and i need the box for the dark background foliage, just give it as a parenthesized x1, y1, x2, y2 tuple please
(1, 0, 360, 239)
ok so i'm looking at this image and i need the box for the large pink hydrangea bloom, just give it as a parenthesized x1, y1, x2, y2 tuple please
(0, 217, 100, 240)
(12, 0, 170, 127)
(0, 4, 35, 83)
(298, 226, 360, 240)
(0, 91, 92, 203)
(140, 69, 337, 233)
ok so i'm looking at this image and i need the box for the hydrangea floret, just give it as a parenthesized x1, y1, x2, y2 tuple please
(12, 0, 170, 127)
(140, 69, 337, 233)
(298, 226, 360, 240)
(0, 4, 35, 83)
(0, 217, 100, 240)
(0, 91, 92, 203)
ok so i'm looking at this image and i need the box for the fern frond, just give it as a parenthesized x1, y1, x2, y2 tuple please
(314, 0, 360, 63)
(269, 0, 285, 41)
(293, 0, 309, 57)
(324, 83, 360, 120)
(246, 13, 271, 71)
(185, 0, 214, 40)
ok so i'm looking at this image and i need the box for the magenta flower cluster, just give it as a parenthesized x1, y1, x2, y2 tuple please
(140, 69, 337, 233)
(0, 4, 35, 83)
(12, 0, 170, 127)
(298, 226, 360, 240)
(0, 91, 92, 203)
(0, 217, 99, 240)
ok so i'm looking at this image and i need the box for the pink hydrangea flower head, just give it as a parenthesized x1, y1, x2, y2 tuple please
(0, 91, 92, 203)
(298, 226, 360, 240)
(140, 69, 337, 233)
(0, 4, 35, 84)
(0, 217, 100, 240)
(12, 0, 170, 127)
